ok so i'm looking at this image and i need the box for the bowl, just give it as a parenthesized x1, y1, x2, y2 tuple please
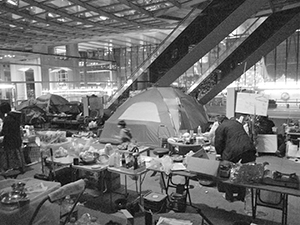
(0, 191, 29, 207)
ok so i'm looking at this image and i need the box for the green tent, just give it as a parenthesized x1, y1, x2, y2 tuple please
(100, 87, 209, 147)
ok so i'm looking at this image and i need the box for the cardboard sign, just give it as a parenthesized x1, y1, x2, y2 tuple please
(235, 92, 269, 116)
(186, 150, 220, 177)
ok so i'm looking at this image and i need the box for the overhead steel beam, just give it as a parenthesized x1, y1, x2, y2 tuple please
(21, 0, 126, 32)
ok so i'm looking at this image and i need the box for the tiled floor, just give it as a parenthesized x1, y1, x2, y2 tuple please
(3, 153, 300, 225)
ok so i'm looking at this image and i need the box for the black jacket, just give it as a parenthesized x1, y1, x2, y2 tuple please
(1, 111, 22, 150)
(215, 119, 256, 163)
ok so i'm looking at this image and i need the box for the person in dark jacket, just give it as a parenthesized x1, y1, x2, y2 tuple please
(215, 115, 256, 202)
(117, 120, 132, 143)
(0, 110, 25, 173)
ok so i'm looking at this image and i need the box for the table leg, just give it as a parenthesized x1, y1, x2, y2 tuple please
(185, 176, 193, 206)
(124, 175, 128, 196)
(97, 170, 105, 210)
(282, 194, 288, 225)
(109, 172, 113, 211)
(252, 188, 256, 219)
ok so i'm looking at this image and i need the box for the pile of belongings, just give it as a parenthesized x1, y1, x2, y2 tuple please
(229, 161, 269, 184)
(262, 170, 300, 189)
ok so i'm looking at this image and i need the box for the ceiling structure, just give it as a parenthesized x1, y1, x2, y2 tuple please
(1, 0, 300, 55)
(0, 0, 208, 53)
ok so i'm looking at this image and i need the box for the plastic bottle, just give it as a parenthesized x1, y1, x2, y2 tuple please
(114, 150, 120, 167)
(197, 126, 202, 136)
(108, 151, 115, 167)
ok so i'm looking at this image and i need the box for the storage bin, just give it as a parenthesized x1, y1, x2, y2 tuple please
(143, 192, 167, 213)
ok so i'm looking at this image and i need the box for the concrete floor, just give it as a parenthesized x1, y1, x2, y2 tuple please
(4, 152, 300, 225)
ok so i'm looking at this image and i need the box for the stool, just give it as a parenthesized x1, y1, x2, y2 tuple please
(153, 148, 169, 158)
(0, 169, 21, 179)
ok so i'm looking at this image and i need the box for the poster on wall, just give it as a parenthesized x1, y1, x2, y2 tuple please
(235, 92, 269, 116)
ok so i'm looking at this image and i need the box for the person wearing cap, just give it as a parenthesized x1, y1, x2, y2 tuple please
(116, 120, 132, 144)
(0, 110, 25, 173)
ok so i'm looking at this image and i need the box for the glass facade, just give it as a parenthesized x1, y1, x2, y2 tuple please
(0, 29, 300, 109)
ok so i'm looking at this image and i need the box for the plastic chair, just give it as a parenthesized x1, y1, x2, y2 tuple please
(29, 179, 86, 225)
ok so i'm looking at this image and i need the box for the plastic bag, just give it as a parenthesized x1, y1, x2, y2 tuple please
(160, 156, 173, 175)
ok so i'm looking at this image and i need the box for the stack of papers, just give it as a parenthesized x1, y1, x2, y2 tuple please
(156, 217, 193, 225)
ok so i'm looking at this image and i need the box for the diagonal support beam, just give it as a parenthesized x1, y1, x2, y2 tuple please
(199, 6, 300, 105)
(155, 0, 268, 87)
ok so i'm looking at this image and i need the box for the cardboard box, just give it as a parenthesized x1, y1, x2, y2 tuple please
(186, 149, 220, 177)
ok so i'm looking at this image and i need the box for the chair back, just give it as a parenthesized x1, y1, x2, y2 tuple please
(29, 179, 86, 225)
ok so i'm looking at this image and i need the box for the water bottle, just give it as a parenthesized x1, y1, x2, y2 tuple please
(114, 150, 120, 167)
(197, 126, 202, 136)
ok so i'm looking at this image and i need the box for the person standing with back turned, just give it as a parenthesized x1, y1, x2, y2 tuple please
(214, 115, 256, 202)
(0, 110, 25, 173)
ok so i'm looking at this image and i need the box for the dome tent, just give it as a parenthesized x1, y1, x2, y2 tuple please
(100, 87, 209, 147)
(36, 93, 69, 113)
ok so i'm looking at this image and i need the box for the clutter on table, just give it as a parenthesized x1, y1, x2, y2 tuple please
(262, 170, 300, 189)
(109, 144, 146, 171)
(229, 162, 268, 184)
(23, 125, 36, 143)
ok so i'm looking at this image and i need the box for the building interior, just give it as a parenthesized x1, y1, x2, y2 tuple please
(1, 0, 300, 119)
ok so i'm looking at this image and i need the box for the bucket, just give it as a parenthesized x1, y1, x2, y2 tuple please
(169, 192, 187, 212)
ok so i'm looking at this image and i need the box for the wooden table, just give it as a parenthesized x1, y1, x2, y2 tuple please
(0, 177, 61, 225)
(221, 179, 300, 225)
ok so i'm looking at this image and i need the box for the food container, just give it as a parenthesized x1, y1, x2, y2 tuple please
(0, 191, 29, 207)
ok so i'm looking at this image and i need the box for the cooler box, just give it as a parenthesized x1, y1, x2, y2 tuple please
(143, 192, 167, 213)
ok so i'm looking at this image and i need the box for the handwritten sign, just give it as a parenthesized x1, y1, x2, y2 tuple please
(235, 92, 269, 116)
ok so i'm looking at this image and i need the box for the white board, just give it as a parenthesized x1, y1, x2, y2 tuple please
(235, 92, 269, 116)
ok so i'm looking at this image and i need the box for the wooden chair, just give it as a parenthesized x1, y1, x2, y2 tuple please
(29, 179, 86, 225)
